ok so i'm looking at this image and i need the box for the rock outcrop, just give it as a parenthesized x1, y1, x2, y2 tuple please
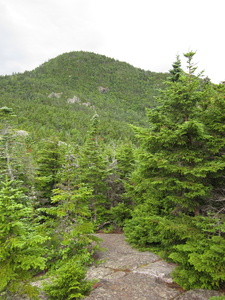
(15, 130, 29, 137)
(67, 96, 81, 103)
(48, 92, 62, 98)
(85, 233, 223, 300)
(98, 86, 109, 94)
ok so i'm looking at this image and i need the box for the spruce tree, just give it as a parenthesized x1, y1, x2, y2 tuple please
(76, 115, 110, 222)
(0, 107, 16, 181)
(199, 82, 225, 216)
(35, 139, 63, 207)
(0, 178, 47, 299)
(0, 107, 35, 192)
(124, 52, 225, 289)
(127, 52, 219, 214)
(41, 150, 101, 300)
(169, 54, 183, 82)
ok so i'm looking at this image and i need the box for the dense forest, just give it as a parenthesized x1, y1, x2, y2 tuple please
(0, 51, 225, 299)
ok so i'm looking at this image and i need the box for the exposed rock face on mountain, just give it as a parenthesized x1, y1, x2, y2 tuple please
(15, 130, 29, 136)
(67, 96, 81, 103)
(98, 86, 109, 93)
(85, 234, 223, 300)
(48, 92, 62, 98)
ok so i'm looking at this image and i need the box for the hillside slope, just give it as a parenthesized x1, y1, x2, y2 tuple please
(0, 51, 168, 143)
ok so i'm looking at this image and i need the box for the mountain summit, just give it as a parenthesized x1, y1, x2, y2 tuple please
(0, 51, 167, 142)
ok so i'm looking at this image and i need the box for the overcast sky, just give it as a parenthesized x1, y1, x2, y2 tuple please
(0, 0, 224, 83)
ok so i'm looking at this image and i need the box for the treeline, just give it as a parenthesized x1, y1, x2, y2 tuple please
(0, 52, 225, 299)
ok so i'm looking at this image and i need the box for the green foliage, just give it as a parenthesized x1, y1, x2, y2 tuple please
(73, 115, 111, 222)
(126, 52, 225, 214)
(38, 143, 102, 294)
(2, 50, 225, 295)
(41, 206, 99, 299)
(50, 186, 91, 220)
(124, 214, 190, 249)
(41, 182, 99, 263)
(40, 169, 101, 299)
(43, 258, 93, 300)
(124, 52, 225, 290)
(169, 55, 183, 82)
(0, 178, 48, 298)
(170, 234, 225, 289)
(0, 107, 35, 191)
(109, 203, 132, 227)
(115, 142, 135, 179)
(0, 107, 16, 181)
(125, 210, 225, 289)
(0, 51, 167, 144)
(35, 139, 64, 207)
(168, 215, 225, 290)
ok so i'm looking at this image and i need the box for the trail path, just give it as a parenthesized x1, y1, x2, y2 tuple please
(85, 233, 222, 300)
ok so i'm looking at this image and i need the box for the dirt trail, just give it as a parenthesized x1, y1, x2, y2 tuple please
(85, 233, 222, 300)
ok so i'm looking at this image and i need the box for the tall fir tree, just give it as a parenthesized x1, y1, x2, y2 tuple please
(124, 52, 225, 289)
(0, 107, 35, 196)
(169, 54, 183, 82)
(75, 115, 110, 222)
(126, 52, 221, 214)
(0, 107, 16, 181)
(35, 138, 64, 208)
(0, 178, 48, 299)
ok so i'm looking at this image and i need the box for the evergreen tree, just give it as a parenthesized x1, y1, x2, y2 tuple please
(126, 52, 219, 214)
(0, 107, 16, 181)
(106, 142, 135, 227)
(0, 178, 48, 299)
(199, 82, 225, 216)
(115, 142, 135, 180)
(0, 107, 35, 192)
(76, 115, 110, 222)
(41, 155, 101, 300)
(169, 55, 183, 82)
(124, 52, 225, 289)
(35, 139, 64, 207)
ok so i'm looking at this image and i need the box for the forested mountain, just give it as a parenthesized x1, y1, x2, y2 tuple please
(0, 51, 167, 144)
(1, 51, 225, 299)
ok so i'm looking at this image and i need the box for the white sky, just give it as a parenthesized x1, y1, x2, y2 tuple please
(0, 0, 224, 83)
